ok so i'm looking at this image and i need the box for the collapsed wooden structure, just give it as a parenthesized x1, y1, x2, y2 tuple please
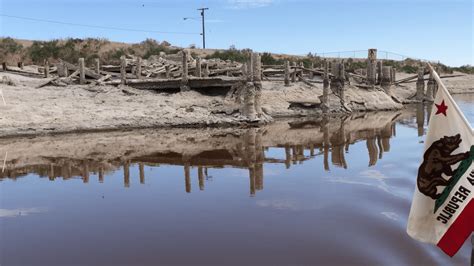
(1, 48, 456, 119)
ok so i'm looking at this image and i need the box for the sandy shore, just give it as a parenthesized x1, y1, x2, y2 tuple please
(0, 72, 472, 138)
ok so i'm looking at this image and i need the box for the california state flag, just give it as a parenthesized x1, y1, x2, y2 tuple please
(407, 65, 473, 256)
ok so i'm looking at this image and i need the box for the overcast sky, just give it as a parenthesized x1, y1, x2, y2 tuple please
(0, 0, 472, 66)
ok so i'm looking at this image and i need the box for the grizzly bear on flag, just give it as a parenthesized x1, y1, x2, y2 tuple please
(417, 134, 470, 199)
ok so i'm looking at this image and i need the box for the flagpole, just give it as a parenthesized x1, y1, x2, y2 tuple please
(426, 63, 472, 134)
(471, 234, 473, 266)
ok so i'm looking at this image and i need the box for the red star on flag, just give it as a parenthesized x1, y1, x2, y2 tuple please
(435, 100, 448, 116)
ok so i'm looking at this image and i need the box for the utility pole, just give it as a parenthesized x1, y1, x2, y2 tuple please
(197, 7, 209, 49)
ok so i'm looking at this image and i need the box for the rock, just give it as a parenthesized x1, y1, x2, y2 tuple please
(1, 76, 16, 86)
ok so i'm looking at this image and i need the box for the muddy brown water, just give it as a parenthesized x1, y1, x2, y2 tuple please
(0, 95, 472, 265)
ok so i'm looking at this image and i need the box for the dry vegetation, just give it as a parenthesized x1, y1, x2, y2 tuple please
(0, 37, 472, 74)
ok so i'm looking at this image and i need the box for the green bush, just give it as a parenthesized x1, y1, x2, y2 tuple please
(132, 38, 179, 59)
(28, 40, 61, 63)
(0, 37, 23, 54)
(452, 65, 474, 74)
(401, 65, 418, 74)
(205, 47, 250, 62)
(0, 37, 24, 62)
(261, 52, 282, 65)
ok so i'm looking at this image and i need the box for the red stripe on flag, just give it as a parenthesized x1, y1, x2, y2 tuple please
(437, 200, 474, 257)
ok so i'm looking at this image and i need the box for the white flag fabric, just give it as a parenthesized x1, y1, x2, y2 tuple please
(407, 66, 473, 257)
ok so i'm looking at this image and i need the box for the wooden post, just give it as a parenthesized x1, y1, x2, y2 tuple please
(247, 52, 254, 82)
(139, 163, 145, 184)
(63, 62, 68, 77)
(57, 62, 66, 77)
(255, 131, 264, 190)
(416, 68, 425, 101)
(203, 62, 209, 77)
(241, 62, 247, 80)
(322, 60, 330, 113)
(120, 56, 126, 85)
(95, 58, 100, 75)
(390, 67, 396, 84)
(198, 166, 204, 190)
(195, 57, 202, 77)
(426, 72, 435, 102)
(366, 49, 377, 85)
(98, 167, 104, 183)
(284, 60, 290, 86)
(165, 65, 171, 79)
(180, 50, 189, 91)
(246, 129, 257, 197)
(184, 164, 191, 193)
(376, 60, 383, 85)
(284, 145, 292, 169)
(322, 118, 330, 171)
(83, 162, 89, 183)
(79, 58, 85, 85)
(338, 62, 345, 102)
(416, 103, 424, 136)
(252, 53, 263, 117)
(243, 82, 257, 121)
(331, 60, 338, 77)
(309, 62, 314, 79)
(44, 60, 50, 78)
(298, 62, 304, 81)
(124, 162, 130, 188)
(136, 57, 142, 79)
(2, 62, 6, 71)
(18, 62, 24, 69)
(381, 66, 392, 94)
(291, 62, 296, 82)
(330, 62, 342, 96)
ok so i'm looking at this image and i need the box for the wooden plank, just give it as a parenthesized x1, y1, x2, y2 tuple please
(398, 74, 466, 84)
(62, 61, 102, 79)
(97, 74, 112, 82)
(101, 65, 132, 72)
(108, 76, 243, 90)
(394, 70, 429, 84)
(0, 68, 43, 78)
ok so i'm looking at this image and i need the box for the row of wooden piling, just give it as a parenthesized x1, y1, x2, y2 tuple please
(416, 68, 438, 101)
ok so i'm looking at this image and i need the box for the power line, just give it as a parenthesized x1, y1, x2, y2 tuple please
(0, 14, 200, 35)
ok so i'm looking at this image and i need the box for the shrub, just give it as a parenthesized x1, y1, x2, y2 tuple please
(28, 40, 61, 63)
(0, 38, 24, 62)
(401, 65, 418, 74)
(261, 52, 282, 65)
(205, 46, 250, 62)
(452, 65, 474, 74)
(0, 37, 23, 54)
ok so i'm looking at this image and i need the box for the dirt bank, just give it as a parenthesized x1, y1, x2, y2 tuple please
(0, 72, 472, 138)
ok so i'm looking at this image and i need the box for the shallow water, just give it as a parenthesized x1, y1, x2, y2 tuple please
(0, 95, 472, 265)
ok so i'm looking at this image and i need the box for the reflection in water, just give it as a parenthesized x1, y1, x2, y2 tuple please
(1, 98, 470, 265)
(416, 103, 425, 137)
(0, 109, 428, 196)
(0, 207, 47, 218)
